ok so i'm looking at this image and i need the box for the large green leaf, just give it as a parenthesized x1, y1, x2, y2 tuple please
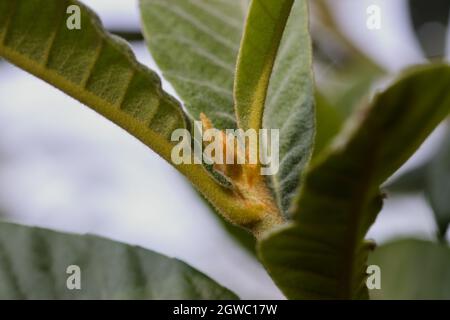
(426, 125, 450, 237)
(140, 0, 250, 130)
(258, 64, 450, 299)
(0, 222, 237, 299)
(234, 0, 294, 131)
(369, 239, 450, 299)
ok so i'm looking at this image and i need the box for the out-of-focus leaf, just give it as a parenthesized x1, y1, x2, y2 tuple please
(110, 30, 144, 42)
(369, 239, 450, 299)
(386, 125, 450, 237)
(384, 162, 429, 194)
(0, 0, 270, 236)
(0, 0, 186, 164)
(312, 0, 385, 118)
(409, 0, 450, 60)
(262, 0, 315, 213)
(313, 92, 343, 157)
(0, 222, 238, 299)
(259, 65, 450, 299)
(426, 125, 450, 238)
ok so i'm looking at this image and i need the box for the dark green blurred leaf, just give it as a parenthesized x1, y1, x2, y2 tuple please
(0, 222, 238, 299)
(320, 56, 383, 118)
(409, 0, 450, 60)
(369, 239, 450, 299)
(385, 161, 429, 194)
(425, 125, 450, 238)
(313, 92, 343, 157)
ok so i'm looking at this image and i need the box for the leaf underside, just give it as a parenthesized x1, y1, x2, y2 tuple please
(259, 65, 450, 299)
(0, 222, 237, 299)
(0, 0, 186, 164)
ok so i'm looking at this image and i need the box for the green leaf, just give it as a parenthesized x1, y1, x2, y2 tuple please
(0, 222, 238, 299)
(262, 0, 315, 213)
(369, 239, 450, 299)
(0, 0, 186, 164)
(234, 0, 294, 131)
(258, 64, 450, 299)
(425, 125, 450, 238)
(313, 92, 343, 158)
(140, 0, 250, 130)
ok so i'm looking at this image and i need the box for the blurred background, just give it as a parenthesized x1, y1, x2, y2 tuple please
(0, 0, 449, 299)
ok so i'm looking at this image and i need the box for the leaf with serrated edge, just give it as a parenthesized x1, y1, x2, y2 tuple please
(259, 65, 450, 299)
